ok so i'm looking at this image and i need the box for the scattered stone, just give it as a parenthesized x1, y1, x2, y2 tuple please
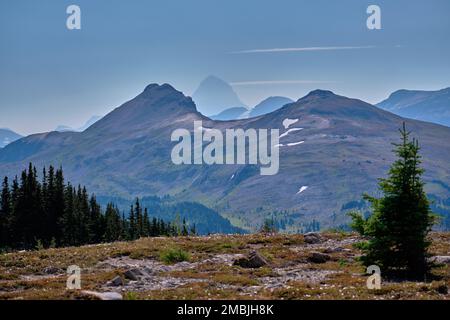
(233, 251, 268, 268)
(43, 267, 61, 274)
(107, 275, 124, 287)
(304, 232, 322, 244)
(124, 268, 143, 281)
(430, 256, 450, 265)
(81, 290, 123, 300)
(308, 252, 331, 264)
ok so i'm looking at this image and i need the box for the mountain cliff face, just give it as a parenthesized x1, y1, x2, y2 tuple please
(377, 88, 450, 127)
(1, 84, 450, 231)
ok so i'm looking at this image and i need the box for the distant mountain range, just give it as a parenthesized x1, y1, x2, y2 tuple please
(192, 76, 247, 116)
(55, 116, 102, 132)
(0, 128, 22, 148)
(377, 87, 450, 127)
(1, 84, 450, 232)
(211, 107, 249, 121)
(211, 96, 294, 120)
(249, 96, 294, 118)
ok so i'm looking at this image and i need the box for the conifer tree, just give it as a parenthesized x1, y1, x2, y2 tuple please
(350, 123, 435, 280)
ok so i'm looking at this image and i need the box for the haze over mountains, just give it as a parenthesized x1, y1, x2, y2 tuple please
(1, 83, 449, 232)
(197, 76, 294, 120)
(55, 116, 103, 132)
(0, 128, 22, 148)
(377, 87, 450, 127)
(192, 76, 247, 116)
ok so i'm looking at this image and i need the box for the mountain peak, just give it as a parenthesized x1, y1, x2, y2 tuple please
(142, 83, 181, 97)
(192, 76, 246, 116)
(304, 89, 336, 99)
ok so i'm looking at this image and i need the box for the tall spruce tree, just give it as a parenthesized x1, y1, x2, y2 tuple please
(350, 123, 435, 280)
(0, 177, 11, 246)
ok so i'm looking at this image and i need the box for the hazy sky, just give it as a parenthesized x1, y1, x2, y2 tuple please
(1, 0, 449, 135)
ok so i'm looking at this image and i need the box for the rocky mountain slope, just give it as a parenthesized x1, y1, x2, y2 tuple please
(1, 84, 450, 231)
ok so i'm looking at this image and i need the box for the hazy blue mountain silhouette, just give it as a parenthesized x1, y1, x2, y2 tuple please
(210, 107, 248, 120)
(377, 87, 450, 127)
(192, 76, 246, 116)
(0, 128, 22, 148)
(249, 96, 293, 117)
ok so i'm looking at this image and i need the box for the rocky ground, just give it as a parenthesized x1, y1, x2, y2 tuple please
(0, 232, 449, 300)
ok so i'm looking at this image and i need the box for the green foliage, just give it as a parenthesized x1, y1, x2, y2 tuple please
(160, 247, 190, 265)
(35, 239, 44, 251)
(0, 163, 197, 251)
(349, 123, 435, 280)
(260, 215, 278, 234)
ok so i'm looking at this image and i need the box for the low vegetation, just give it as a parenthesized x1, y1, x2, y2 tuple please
(0, 232, 448, 300)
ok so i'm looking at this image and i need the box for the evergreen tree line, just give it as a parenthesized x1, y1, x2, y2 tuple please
(0, 164, 196, 250)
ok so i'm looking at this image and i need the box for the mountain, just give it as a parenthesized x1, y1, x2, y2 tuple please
(210, 97, 294, 120)
(0, 128, 22, 148)
(249, 96, 294, 117)
(210, 107, 248, 120)
(55, 115, 102, 132)
(1, 85, 450, 232)
(377, 87, 450, 127)
(192, 76, 246, 116)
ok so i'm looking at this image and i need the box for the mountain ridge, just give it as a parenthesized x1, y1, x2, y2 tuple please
(377, 87, 450, 127)
(1, 84, 450, 231)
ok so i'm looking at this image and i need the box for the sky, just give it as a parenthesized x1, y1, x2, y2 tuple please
(0, 0, 449, 135)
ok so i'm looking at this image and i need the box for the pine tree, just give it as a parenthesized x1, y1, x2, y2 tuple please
(128, 205, 137, 240)
(182, 218, 188, 236)
(135, 198, 143, 237)
(349, 123, 435, 280)
(143, 208, 150, 237)
(0, 177, 11, 247)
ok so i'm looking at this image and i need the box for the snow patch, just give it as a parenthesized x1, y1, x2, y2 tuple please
(287, 141, 305, 147)
(297, 186, 308, 194)
(279, 128, 303, 139)
(282, 118, 299, 129)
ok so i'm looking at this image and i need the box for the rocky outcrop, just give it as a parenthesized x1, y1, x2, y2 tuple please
(308, 252, 331, 264)
(304, 233, 322, 244)
(233, 251, 268, 268)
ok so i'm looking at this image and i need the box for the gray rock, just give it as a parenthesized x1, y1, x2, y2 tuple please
(81, 290, 123, 300)
(430, 256, 450, 265)
(43, 267, 61, 274)
(233, 251, 268, 268)
(107, 275, 124, 287)
(304, 232, 322, 244)
(308, 252, 331, 263)
(124, 268, 143, 281)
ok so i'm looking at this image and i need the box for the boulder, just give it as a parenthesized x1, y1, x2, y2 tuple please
(430, 256, 450, 265)
(233, 251, 268, 268)
(81, 290, 122, 300)
(308, 252, 331, 264)
(124, 268, 143, 281)
(304, 232, 322, 244)
(107, 275, 124, 287)
(43, 267, 61, 274)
